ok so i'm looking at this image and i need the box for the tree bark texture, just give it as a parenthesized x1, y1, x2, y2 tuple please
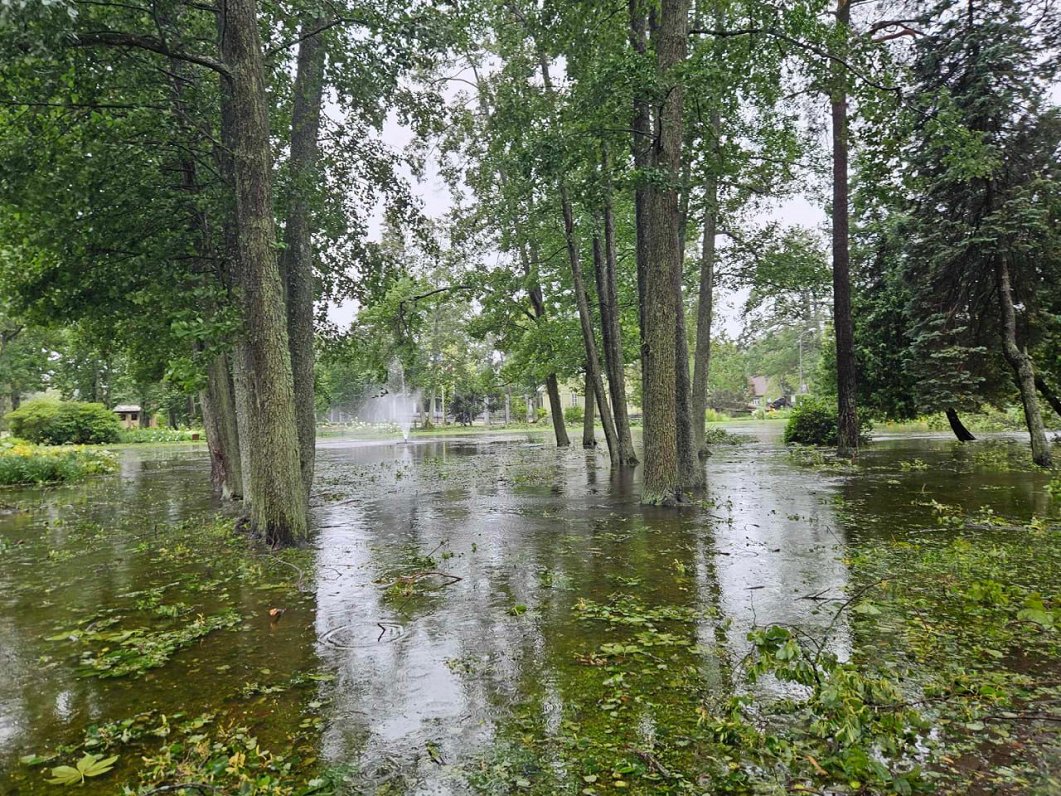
(996, 260, 1052, 467)
(691, 152, 718, 455)
(599, 159, 639, 465)
(831, 0, 859, 458)
(220, 0, 308, 543)
(641, 0, 690, 505)
(583, 369, 597, 448)
(279, 16, 326, 499)
(202, 352, 244, 498)
(564, 193, 620, 466)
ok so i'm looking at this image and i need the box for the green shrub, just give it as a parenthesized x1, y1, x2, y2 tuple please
(6, 399, 122, 445)
(704, 408, 730, 423)
(0, 440, 118, 485)
(563, 405, 584, 424)
(118, 427, 202, 444)
(783, 397, 840, 446)
(783, 397, 872, 446)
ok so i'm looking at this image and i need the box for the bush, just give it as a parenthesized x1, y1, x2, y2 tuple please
(0, 440, 118, 485)
(119, 427, 201, 444)
(563, 405, 584, 424)
(783, 397, 841, 446)
(783, 397, 872, 446)
(6, 399, 122, 445)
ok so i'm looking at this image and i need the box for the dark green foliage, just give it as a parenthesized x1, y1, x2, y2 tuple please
(6, 398, 121, 445)
(783, 397, 840, 446)
(563, 404, 584, 424)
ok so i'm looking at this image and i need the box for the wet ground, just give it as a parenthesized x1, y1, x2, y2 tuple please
(0, 425, 1057, 793)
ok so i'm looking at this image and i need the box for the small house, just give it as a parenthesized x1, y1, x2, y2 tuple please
(113, 404, 156, 429)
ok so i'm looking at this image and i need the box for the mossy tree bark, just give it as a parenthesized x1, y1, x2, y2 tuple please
(279, 16, 326, 500)
(641, 0, 690, 505)
(220, 0, 308, 543)
(691, 165, 718, 456)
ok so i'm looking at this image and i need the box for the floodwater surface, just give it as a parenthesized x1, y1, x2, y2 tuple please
(0, 426, 1057, 793)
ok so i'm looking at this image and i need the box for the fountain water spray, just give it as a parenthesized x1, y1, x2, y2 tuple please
(353, 359, 420, 443)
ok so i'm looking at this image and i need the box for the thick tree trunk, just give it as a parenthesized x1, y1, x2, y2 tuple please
(279, 17, 326, 499)
(598, 158, 638, 465)
(945, 408, 976, 442)
(831, 0, 859, 458)
(201, 353, 244, 498)
(692, 164, 718, 456)
(582, 370, 596, 448)
(563, 194, 619, 466)
(220, 0, 308, 544)
(641, 0, 690, 505)
(996, 260, 1052, 467)
(1034, 374, 1061, 419)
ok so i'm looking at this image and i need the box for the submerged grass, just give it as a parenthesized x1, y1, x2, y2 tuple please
(0, 439, 118, 485)
(467, 512, 1060, 795)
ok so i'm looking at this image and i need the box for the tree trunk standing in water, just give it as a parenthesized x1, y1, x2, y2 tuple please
(519, 239, 570, 447)
(279, 18, 326, 499)
(583, 370, 596, 448)
(831, 0, 859, 458)
(220, 0, 308, 543)
(564, 193, 620, 466)
(996, 260, 1052, 467)
(599, 154, 639, 465)
(675, 301, 702, 490)
(641, 0, 690, 505)
(215, 62, 255, 505)
(691, 135, 719, 455)
(945, 408, 976, 442)
(201, 353, 244, 498)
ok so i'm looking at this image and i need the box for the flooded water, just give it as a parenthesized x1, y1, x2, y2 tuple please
(0, 426, 1056, 793)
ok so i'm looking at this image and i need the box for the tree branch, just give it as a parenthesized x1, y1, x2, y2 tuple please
(72, 31, 230, 78)
(689, 26, 900, 94)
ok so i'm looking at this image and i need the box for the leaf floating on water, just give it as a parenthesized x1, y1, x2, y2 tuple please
(46, 753, 118, 784)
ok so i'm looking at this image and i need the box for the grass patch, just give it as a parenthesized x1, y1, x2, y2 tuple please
(0, 439, 118, 485)
(117, 427, 203, 444)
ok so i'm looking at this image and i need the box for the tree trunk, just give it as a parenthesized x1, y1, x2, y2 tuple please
(564, 195, 619, 466)
(1034, 374, 1061, 419)
(692, 153, 718, 456)
(623, 0, 649, 352)
(279, 16, 326, 499)
(519, 236, 569, 447)
(831, 0, 859, 458)
(996, 260, 1052, 467)
(598, 154, 638, 465)
(582, 370, 596, 448)
(544, 374, 569, 443)
(641, 0, 689, 505)
(220, 0, 308, 544)
(201, 353, 244, 498)
(675, 302, 702, 490)
(945, 408, 976, 442)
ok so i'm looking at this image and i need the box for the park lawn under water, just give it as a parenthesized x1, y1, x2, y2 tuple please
(0, 427, 1058, 794)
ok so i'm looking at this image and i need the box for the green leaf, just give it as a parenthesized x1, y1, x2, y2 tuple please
(78, 753, 118, 777)
(45, 765, 84, 785)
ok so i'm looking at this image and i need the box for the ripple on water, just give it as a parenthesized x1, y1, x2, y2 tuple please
(319, 621, 406, 648)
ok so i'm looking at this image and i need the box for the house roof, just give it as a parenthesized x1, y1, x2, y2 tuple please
(113, 404, 142, 413)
